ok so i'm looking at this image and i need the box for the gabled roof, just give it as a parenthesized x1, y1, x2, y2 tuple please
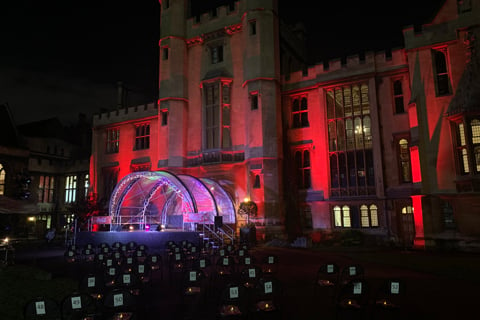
(447, 28, 480, 117)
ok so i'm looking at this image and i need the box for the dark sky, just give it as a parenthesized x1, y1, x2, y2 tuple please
(1, 0, 445, 125)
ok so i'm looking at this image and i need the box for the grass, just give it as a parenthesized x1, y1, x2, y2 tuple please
(0, 264, 77, 320)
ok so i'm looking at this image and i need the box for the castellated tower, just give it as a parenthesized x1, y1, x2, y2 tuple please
(158, 0, 284, 239)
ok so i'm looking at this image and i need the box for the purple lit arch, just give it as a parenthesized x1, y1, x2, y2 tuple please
(109, 171, 235, 231)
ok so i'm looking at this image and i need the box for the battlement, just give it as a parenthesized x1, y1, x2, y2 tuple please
(93, 102, 158, 126)
(186, 1, 242, 33)
(284, 47, 407, 84)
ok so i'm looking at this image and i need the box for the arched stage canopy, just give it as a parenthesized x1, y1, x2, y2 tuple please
(109, 171, 235, 231)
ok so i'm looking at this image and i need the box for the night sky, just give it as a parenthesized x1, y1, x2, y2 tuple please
(1, 0, 444, 126)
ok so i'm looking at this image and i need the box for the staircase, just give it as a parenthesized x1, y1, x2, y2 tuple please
(198, 222, 236, 248)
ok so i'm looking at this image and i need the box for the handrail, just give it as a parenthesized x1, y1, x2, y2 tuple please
(202, 223, 224, 244)
(218, 224, 235, 244)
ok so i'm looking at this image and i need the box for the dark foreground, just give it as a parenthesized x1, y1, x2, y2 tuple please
(8, 239, 480, 320)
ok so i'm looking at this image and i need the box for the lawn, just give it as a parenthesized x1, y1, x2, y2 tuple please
(0, 263, 77, 320)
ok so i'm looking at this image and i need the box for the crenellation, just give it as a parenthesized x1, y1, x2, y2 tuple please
(93, 102, 158, 126)
(187, 1, 241, 31)
(283, 48, 408, 86)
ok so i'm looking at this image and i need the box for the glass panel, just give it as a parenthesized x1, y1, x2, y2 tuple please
(342, 206, 351, 227)
(326, 90, 335, 119)
(343, 87, 352, 116)
(301, 97, 308, 110)
(200, 178, 235, 224)
(363, 116, 372, 148)
(370, 205, 379, 227)
(361, 84, 370, 114)
(471, 119, 480, 144)
(335, 88, 344, 118)
(329, 122, 336, 151)
(346, 119, 354, 150)
(360, 205, 369, 227)
(334, 206, 342, 227)
(352, 85, 361, 115)
(462, 149, 470, 173)
(336, 120, 345, 150)
(292, 99, 299, 112)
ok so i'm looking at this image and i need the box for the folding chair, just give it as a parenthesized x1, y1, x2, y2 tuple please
(147, 254, 163, 280)
(239, 265, 263, 290)
(64, 248, 78, 264)
(114, 272, 143, 296)
(339, 264, 365, 286)
(313, 262, 340, 301)
(60, 292, 98, 320)
(102, 288, 138, 320)
(134, 261, 152, 284)
(213, 256, 237, 286)
(372, 278, 405, 320)
(217, 283, 249, 319)
(24, 296, 61, 320)
(79, 273, 106, 302)
(261, 255, 279, 277)
(336, 279, 370, 320)
(250, 277, 283, 320)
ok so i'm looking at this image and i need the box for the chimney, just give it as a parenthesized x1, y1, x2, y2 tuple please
(117, 81, 126, 109)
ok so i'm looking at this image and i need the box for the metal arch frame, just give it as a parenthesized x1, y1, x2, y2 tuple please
(200, 177, 236, 223)
(177, 173, 220, 223)
(108, 170, 236, 231)
(109, 171, 196, 231)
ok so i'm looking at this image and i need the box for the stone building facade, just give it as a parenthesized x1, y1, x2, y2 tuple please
(90, 0, 480, 249)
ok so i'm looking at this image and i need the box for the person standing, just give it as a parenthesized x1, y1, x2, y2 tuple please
(45, 228, 56, 245)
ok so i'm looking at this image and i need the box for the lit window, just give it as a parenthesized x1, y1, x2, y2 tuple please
(333, 205, 351, 228)
(0, 163, 5, 196)
(65, 175, 77, 203)
(361, 204, 379, 227)
(84, 174, 89, 199)
(457, 123, 470, 174)
(135, 123, 150, 150)
(327, 84, 374, 197)
(292, 96, 309, 128)
(106, 128, 119, 154)
(399, 139, 412, 183)
(433, 48, 451, 96)
(402, 206, 414, 214)
(38, 175, 55, 203)
(471, 119, 480, 172)
(393, 80, 405, 114)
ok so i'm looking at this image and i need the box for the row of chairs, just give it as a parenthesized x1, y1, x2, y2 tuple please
(25, 242, 163, 319)
(313, 262, 405, 320)
(163, 240, 283, 319)
(24, 288, 138, 320)
(26, 239, 282, 319)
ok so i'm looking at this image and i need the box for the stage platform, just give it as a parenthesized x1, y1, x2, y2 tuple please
(75, 230, 202, 254)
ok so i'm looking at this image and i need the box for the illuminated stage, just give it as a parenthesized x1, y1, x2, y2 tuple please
(75, 230, 202, 254)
